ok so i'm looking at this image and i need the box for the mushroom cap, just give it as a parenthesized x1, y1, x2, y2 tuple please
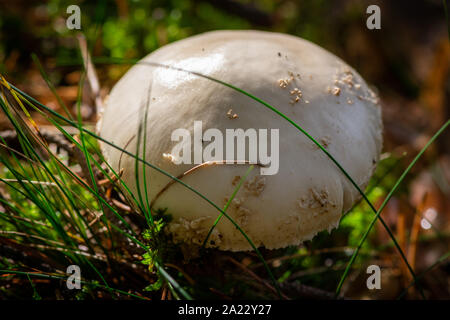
(98, 30, 383, 251)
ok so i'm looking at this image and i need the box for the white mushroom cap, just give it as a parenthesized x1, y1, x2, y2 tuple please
(98, 30, 383, 251)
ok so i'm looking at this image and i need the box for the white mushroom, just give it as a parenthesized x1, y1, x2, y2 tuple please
(98, 30, 383, 251)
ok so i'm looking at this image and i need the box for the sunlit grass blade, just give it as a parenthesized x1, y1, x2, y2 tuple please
(31, 54, 73, 120)
(0, 96, 108, 256)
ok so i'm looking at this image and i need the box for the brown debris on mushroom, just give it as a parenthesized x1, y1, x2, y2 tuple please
(226, 108, 238, 119)
(231, 198, 252, 227)
(168, 216, 222, 247)
(289, 87, 303, 105)
(278, 73, 307, 105)
(311, 135, 331, 149)
(244, 175, 266, 196)
(297, 188, 336, 216)
(278, 78, 290, 88)
(162, 153, 177, 163)
(327, 66, 382, 109)
(319, 136, 331, 148)
(332, 86, 341, 96)
(231, 175, 241, 186)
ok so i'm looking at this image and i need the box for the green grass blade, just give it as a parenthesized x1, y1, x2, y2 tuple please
(202, 164, 254, 248)
(397, 251, 450, 299)
(5, 83, 282, 298)
(335, 119, 450, 297)
(0, 270, 146, 300)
